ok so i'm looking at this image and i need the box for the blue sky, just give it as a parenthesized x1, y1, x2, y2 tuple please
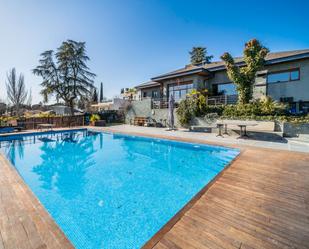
(0, 0, 309, 103)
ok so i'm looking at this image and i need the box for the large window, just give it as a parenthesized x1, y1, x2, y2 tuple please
(212, 83, 237, 95)
(168, 82, 194, 102)
(267, 69, 300, 84)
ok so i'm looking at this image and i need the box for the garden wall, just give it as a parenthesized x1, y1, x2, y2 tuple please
(125, 99, 180, 127)
(18, 115, 85, 129)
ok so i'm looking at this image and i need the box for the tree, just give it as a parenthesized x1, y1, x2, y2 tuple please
(92, 88, 98, 103)
(6, 68, 28, 116)
(221, 39, 269, 104)
(99, 82, 103, 102)
(33, 40, 96, 115)
(189, 47, 213, 65)
(27, 88, 32, 107)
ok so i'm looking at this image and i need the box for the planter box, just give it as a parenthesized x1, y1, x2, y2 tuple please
(94, 120, 106, 127)
(283, 122, 309, 137)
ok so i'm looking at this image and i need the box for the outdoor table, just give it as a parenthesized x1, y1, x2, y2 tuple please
(216, 123, 224, 137)
(37, 123, 55, 131)
(236, 122, 258, 138)
(216, 121, 258, 138)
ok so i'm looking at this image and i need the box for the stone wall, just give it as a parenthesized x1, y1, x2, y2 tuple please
(283, 122, 309, 137)
(125, 99, 180, 127)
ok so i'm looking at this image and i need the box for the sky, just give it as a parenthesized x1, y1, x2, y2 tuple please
(0, 0, 309, 104)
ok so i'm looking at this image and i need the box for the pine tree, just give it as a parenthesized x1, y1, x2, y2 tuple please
(189, 47, 213, 65)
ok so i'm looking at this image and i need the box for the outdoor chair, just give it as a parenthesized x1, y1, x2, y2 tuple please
(144, 117, 157, 127)
(0, 127, 15, 134)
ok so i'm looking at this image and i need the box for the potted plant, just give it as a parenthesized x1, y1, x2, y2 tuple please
(90, 114, 106, 126)
(90, 114, 100, 126)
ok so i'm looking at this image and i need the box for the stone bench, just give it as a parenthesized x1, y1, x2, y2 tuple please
(189, 126, 215, 132)
(220, 120, 275, 132)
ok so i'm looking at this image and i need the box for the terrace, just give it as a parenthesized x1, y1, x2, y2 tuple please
(0, 125, 308, 248)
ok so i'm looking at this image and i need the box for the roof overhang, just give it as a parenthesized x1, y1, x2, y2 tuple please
(207, 53, 309, 72)
(91, 102, 113, 107)
(151, 68, 210, 81)
(265, 52, 309, 65)
(135, 82, 161, 89)
(141, 51, 309, 89)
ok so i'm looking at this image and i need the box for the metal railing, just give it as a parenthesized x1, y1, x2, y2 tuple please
(151, 98, 169, 109)
(207, 94, 238, 105)
(148, 95, 238, 109)
(151, 98, 181, 109)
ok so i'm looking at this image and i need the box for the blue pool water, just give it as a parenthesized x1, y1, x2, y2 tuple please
(0, 129, 239, 249)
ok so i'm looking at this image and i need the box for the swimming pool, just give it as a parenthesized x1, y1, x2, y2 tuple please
(0, 129, 239, 249)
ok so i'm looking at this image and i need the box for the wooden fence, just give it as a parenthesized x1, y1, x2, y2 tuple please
(17, 115, 85, 130)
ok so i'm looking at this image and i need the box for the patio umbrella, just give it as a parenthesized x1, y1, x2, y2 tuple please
(168, 94, 175, 130)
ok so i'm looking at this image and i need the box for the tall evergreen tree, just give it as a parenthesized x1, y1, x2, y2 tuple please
(33, 40, 96, 115)
(221, 39, 269, 104)
(99, 82, 103, 102)
(189, 47, 213, 65)
(92, 88, 98, 103)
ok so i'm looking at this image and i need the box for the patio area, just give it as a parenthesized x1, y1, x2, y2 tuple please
(101, 124, 309, 153)
(0, 126, 308, 248)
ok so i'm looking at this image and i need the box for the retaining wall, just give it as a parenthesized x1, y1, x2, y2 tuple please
(125, 99, 180, 127)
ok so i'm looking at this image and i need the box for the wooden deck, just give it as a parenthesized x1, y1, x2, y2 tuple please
(0, 155, 74, 249)
(148, 148, 309, 249)
(0, 128, 309, 249)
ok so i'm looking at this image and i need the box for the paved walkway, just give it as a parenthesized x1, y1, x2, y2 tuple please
(100, 124, 309, 153)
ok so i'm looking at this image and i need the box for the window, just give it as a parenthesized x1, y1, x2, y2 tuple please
(212, 83, 237, 95)
(168, 82, 194, 102)
(267, 69, 300, 84)
(300, 102, 309, 114)
(152, 90, 159, 99)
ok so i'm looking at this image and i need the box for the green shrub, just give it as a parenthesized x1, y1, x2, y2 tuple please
(176, 98, 196, 127)
(176, 94, 309, 127)
(222, 97, 287, 118)
(177, 90, 219, 126)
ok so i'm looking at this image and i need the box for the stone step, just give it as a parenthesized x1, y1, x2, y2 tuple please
(189, 126, 214, 132)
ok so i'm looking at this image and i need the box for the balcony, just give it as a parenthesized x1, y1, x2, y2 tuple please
(149, 95, 238, 109)
(207, 94, 238, 105)
(151, 98, 171, 109)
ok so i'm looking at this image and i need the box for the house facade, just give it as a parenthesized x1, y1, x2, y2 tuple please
(135, 49, 309, 113)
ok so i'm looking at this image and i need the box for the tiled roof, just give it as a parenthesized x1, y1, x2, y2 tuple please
(151, 49, 309, 81)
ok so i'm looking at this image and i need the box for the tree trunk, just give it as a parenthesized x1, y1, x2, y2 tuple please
(65, 99, 75, 117)
(70, 101, 75, 116)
